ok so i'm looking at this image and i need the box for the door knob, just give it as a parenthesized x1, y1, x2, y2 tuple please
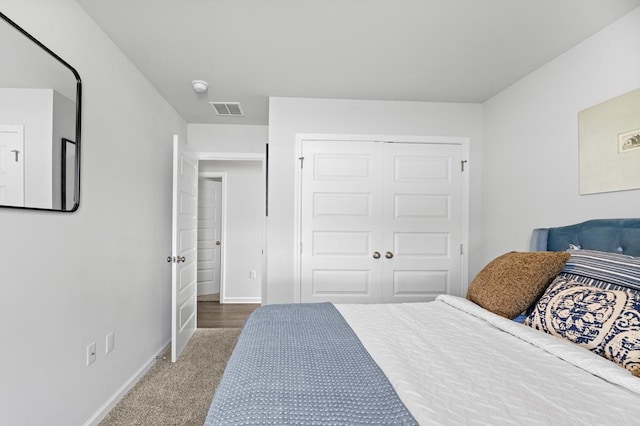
(177, 256, 186, 263)
(385, 251, 394, 259)
(372, 251, 381, 259)
(216, 241, 221, 246)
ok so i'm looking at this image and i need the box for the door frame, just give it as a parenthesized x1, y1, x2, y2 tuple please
(198, 171, 227, 302)
(293, 133, 470, 302)
(193, 152, 267, 304)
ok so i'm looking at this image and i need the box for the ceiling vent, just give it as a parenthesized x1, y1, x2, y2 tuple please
(209, 102, 244, 117)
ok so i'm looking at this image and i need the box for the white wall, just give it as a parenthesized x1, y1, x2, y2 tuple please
(267, 97, 483, 304)
(482, 7, 640, 265)
(188, 123, 267, 154)
(200, 160, 264, 303)
(0, 1, 186, 425)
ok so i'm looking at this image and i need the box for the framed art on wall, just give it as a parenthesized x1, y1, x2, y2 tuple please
(578, 88, 640, 194)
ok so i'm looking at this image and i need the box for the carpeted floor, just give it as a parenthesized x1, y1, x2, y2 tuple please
(100, 328, 241, 426)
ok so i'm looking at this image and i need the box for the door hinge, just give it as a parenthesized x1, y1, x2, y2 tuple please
(461, 160, 467, 172)
(299, 156, 304, 168)
(300, 242, 303, 254)
(460, 244, 464, 255)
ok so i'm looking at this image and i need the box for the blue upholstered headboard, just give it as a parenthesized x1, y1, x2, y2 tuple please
(530, 218, 640, 256)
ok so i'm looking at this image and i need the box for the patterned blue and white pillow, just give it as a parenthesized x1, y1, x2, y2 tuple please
(525, 277, 640, 377)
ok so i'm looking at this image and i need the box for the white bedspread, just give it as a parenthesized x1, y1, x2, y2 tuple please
(336, 295, 640, 425)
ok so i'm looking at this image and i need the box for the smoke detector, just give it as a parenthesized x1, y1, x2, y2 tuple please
(192, 80, 209, 93)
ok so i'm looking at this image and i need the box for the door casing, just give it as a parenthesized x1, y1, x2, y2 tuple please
(294, 133, 470, 302)
(193, 152, 267, 304)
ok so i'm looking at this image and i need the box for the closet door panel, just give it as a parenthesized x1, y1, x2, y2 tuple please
(392, 270, 449, 296)
(382, 143, 462, 303)
(300, 140, 383, 303)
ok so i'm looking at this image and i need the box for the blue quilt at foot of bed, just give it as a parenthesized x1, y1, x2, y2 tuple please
(204, 302, 417, 425)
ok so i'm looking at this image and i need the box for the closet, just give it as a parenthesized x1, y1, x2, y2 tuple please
(300, 139, 464, 303)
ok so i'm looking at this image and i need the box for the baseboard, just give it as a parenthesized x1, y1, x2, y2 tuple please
(83, 339, 171, 426)
(221, 296, 261, 304)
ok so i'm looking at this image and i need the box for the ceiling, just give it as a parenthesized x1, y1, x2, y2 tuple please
(76, 0, 640, 126)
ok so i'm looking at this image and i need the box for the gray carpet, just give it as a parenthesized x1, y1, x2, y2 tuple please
(100, 328, 241, 426)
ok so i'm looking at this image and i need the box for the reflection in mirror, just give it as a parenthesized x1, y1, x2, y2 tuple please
(0, 12, 81, 212)
(61, 138, 76, 210)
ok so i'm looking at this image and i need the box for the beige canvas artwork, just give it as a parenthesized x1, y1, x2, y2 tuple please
(578, 88, 640, 194)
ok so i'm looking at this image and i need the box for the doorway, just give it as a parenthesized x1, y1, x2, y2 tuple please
(196, 158, 265, 305)
(171, 139, 266, 360)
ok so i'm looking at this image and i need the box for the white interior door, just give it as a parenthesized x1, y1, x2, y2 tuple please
(381, 143, 462, 302)
(300, 140, 384, 303)
(0, 125, 25, 206)
(300, 138, 464, 303)
(197, 178, 222, 296)
(171, 135, 198, 362)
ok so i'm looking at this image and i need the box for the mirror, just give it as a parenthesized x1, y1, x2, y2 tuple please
(0, 12, 81, 212)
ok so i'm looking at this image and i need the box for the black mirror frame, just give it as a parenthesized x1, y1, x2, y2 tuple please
(0, 11, 82, 213)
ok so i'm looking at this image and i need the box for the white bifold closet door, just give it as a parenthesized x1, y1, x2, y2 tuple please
(300, 140, 462, 304)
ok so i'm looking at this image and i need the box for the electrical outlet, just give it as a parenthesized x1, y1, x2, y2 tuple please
(86, 342, 96, 366)
(249, 270, 256, 279)
(106, 332, 114, 354)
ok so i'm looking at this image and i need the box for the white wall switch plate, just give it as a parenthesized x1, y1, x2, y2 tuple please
(249, 270, 256, 279)
(106, 332, 114, 354)
(86, 342, 96, 366)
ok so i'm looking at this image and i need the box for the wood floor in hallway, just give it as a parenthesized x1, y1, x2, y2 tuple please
(197, 301, 260, 328)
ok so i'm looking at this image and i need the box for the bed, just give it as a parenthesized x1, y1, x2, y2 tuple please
(205, 219, 640, 425)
